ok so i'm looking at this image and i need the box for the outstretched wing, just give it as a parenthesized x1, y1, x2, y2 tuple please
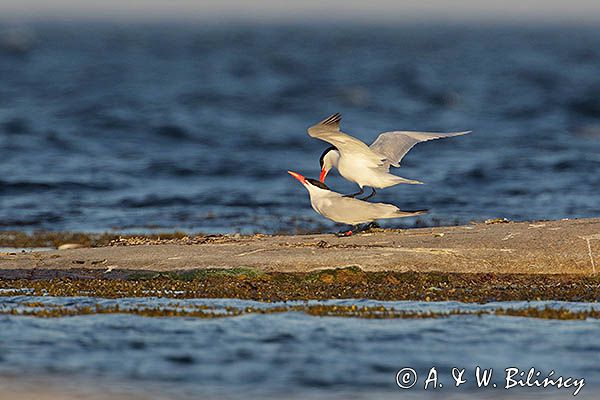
(307, 113, 382, 165)
(370, 131, 470, 169)
(307, 113, 343, 137)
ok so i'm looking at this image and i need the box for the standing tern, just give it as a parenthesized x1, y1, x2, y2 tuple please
(309, 113, 470, 200)
(288, 170, 426, 236)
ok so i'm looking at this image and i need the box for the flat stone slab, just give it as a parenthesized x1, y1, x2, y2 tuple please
(1, 218, 600, 275)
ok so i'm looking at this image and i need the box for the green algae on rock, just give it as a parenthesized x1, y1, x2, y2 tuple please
(3, 302, 600, 321)
(2, 267, 600, 302)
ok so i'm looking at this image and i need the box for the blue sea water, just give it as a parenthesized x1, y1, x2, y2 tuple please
(0, 297, 598, 399)
(1, 22, 599, 398)
(1, 22, 599, 233)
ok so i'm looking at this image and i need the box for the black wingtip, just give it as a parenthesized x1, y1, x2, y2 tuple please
(319, 113, 341, 127)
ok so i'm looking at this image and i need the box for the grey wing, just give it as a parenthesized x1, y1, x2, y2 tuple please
(307, 113, 379, 161)
(307, 113, 342, 137)
(369, 130, 471, 169)
(319, 193, 427, 224)
(324, 196, 398, 223)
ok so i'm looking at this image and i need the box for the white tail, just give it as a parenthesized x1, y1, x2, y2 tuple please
(394, 176, 424, 185)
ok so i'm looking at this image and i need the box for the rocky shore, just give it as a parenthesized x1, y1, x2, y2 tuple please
(0, 218, 599, 301)
(2, 217, 599, 275)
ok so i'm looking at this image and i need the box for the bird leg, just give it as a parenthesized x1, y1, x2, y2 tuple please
(336, 222, 381, 237)
(359, 188, 377, 201)
(342, 187, 364, 198)
(350, 222, 379, 234)
(336, 225, 358, 237)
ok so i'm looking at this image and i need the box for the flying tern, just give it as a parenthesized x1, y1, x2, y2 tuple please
(309, 113, 470, 200)
(288, 170, 426, 236)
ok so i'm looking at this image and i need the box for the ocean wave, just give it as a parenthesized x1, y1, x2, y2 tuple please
(0, 180, 112, 193)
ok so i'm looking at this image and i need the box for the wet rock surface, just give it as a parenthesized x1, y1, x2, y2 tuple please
(1, 218, 599, 301)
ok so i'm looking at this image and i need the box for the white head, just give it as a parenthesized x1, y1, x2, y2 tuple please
(319, 146, 340, 183)
(287, 170, 332, 196)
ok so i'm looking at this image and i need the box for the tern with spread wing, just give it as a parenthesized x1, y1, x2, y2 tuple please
(288, 170, 426, 236)
(309, 113, 470, 200)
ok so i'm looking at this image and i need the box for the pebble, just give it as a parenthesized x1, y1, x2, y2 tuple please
(58, 243, 86, 250)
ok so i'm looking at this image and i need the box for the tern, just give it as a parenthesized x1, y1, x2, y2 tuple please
(309, 113, 470, 200)
(288, 170, 426, 236)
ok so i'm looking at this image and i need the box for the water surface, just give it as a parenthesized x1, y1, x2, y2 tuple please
(1, 23, 600, 233)
(0, 297, 597, 399)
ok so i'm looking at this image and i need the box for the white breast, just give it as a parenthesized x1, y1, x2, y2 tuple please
(337, 153, 401, 189)
(337, 154, 375, 187)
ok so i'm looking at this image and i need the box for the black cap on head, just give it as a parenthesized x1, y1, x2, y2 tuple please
(319, 146, 338, 169)
(306, 178, 331, 190)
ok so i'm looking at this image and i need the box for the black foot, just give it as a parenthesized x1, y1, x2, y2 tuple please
(359, 188, 376, 201)
(361, 221, 380, 232)
(342, 187, 364, 198)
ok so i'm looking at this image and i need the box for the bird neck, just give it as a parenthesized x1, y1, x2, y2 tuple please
(324, 149, 341, 169)
(306, 184, 333, 199)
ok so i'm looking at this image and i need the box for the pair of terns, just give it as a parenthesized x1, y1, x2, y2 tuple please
(288, 113, 469, 235)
